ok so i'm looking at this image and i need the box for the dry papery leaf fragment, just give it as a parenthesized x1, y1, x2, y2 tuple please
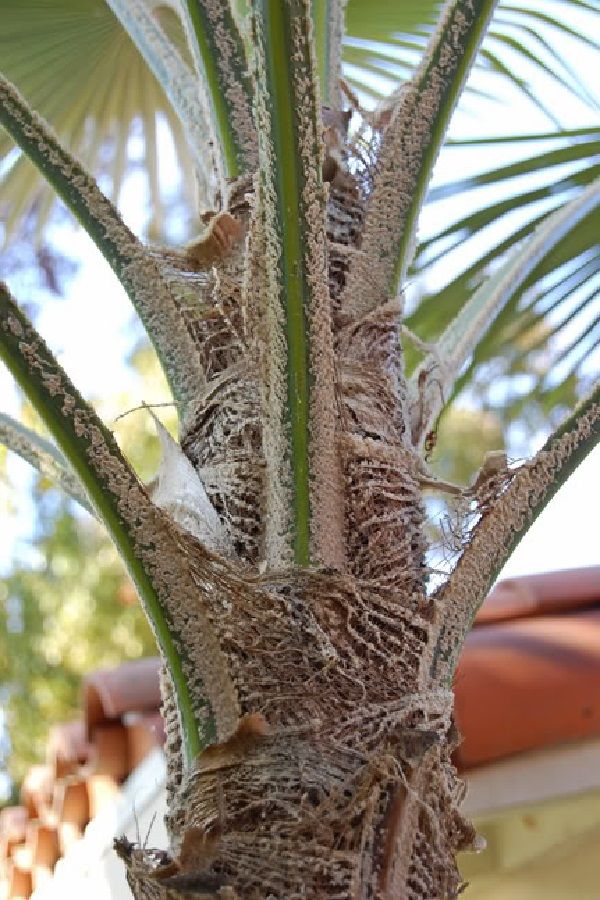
(147, 409, 233, 556)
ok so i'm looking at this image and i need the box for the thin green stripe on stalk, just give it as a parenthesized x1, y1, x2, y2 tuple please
(0, 411, 93, 514)
(180, 0, 256, 183)
(253, 0, 340, 567)
(0, 74, 204, 413)
(258, 0, 311, 564)
(312, 0, 329, 102)
(0, 282, 212, 763)
(311, 0, 345, 106)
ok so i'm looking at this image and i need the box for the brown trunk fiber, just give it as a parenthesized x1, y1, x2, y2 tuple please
(116, 152, 476, 900)
(117, 569, 475, 900)
(120, 730, 472, 899)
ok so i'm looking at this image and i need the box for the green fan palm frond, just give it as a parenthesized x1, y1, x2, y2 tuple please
(2, 0, 597, 246)
(344, 0, 600, 115)
(341, 0, 599, 428)
(1, 0, 597, 431)
(406, 126, 600, 425)
(0, 0, 197, 244)
(342, 0, 599, 429)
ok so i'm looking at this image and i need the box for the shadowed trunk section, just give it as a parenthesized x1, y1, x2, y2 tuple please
(118, 568, 475, 899)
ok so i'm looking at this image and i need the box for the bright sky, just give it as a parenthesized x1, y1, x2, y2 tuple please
(1, 1, 598, 584)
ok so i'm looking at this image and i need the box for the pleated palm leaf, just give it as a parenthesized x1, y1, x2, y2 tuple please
(1, 1, 599, 897)
(343, 0, 600, 424)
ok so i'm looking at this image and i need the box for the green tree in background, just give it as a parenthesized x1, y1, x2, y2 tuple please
(0, 344, 172, 788)
(0, 503, 156, 785)
(1, 1, 599, 896)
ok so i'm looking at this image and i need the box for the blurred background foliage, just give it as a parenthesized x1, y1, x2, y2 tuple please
(0, 503, 156, 786)
(0, 346, 172, 794)
(0, 0, 598, 791)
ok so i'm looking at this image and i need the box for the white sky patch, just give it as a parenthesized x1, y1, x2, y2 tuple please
(498, 442, 600, 579)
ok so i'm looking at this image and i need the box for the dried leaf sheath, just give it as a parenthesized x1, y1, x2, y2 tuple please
(252, 0, 344, 567)
(149, 412, 233, 556)
(342, 0, 498, 318)
(169, 185, 267, 567)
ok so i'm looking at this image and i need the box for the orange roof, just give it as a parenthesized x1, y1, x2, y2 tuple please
(0, 658, 164, 899)
(454, 566, 600, 769)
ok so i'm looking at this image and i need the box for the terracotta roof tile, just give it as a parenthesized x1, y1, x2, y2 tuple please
(455, 607, 600, 769)
(126, 712, 166, 770)
(0, 807, 28, 849)
(84, 657, 161, 740)
(0, 659, 164, 898)
(89, 725, 130, 781)
(5, 860, 31, 900)
(85, 774, 120, 821)
(46, 720, 91, 780)
(475, 565, 600, 624)
(26, 822, 59, 892)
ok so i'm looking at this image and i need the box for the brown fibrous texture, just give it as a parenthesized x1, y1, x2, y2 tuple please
(120, 563, 474, 899)
(116, 114, 481, 897)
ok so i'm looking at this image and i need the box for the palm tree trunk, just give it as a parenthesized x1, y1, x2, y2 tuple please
(113, 157, 477, 898)
(118, 565, 475, 898)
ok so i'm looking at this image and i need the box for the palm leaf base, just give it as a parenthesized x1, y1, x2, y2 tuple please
(116, 569, 475, 899)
